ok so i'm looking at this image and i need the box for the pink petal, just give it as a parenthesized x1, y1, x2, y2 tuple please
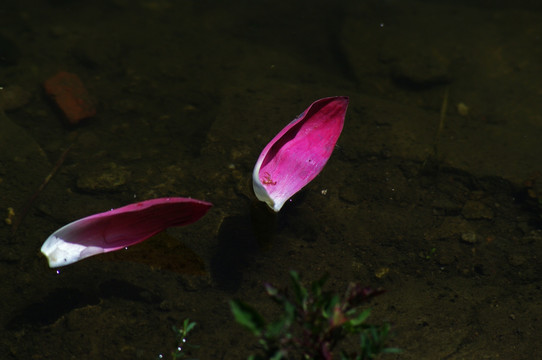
(40, 197, 212, 268)
(253, 96, 348, 211)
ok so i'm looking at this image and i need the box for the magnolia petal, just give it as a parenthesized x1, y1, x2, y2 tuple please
(253, 96, 348, 211)
(40, 197, 212, 268)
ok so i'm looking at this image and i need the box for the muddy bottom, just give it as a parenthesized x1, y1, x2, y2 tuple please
(2, 153, 541, 360)
(1, 1, 541, 359)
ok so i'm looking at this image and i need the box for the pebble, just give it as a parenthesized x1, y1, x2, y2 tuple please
(457, 102, 470, 116)
(462, 200, 494, 220)
(391, 53, 451, 88)
(520, 230, 542, 244)
(76, 162, 131, 192)
(436, 252, 455, 266)
(432, 196, 462, 214)
(507, 254, 526, 267)
(424, 216, 472, 241)
(0, 85, 31, 111)
(461, 232, 477, 244)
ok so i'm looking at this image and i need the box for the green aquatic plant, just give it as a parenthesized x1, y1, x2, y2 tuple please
(160, 318, 199, 360)
(230, 271, 400, 360)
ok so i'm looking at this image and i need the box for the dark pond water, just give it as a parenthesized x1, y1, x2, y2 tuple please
(1, 0, 541, 359)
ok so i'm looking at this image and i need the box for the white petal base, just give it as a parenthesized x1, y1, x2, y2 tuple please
(41, 235, 104, 268)
(252, 164, 283, 212)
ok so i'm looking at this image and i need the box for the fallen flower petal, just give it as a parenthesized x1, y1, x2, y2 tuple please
(40, 197, 212, 268)
(253, 96, 348, 212)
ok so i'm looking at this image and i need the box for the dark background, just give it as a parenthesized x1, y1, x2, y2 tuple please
(1, 0, 541, 359)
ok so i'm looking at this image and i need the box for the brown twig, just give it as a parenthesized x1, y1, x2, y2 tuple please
(11, 143, 74, 235)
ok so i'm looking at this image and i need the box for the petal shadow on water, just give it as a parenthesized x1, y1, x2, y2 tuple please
(210, 214, 260, 292)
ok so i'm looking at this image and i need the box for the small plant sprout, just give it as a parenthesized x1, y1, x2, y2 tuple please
(159, 318, 198, 360)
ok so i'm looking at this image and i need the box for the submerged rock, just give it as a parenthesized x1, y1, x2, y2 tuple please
(76, 162, 131, 192)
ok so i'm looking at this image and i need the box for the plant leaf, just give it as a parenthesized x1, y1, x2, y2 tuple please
(184, 318, 197, 334)
(289, 270, 310, 311)
(230, 300, 266, 335)
(349, 309, 371, 327)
